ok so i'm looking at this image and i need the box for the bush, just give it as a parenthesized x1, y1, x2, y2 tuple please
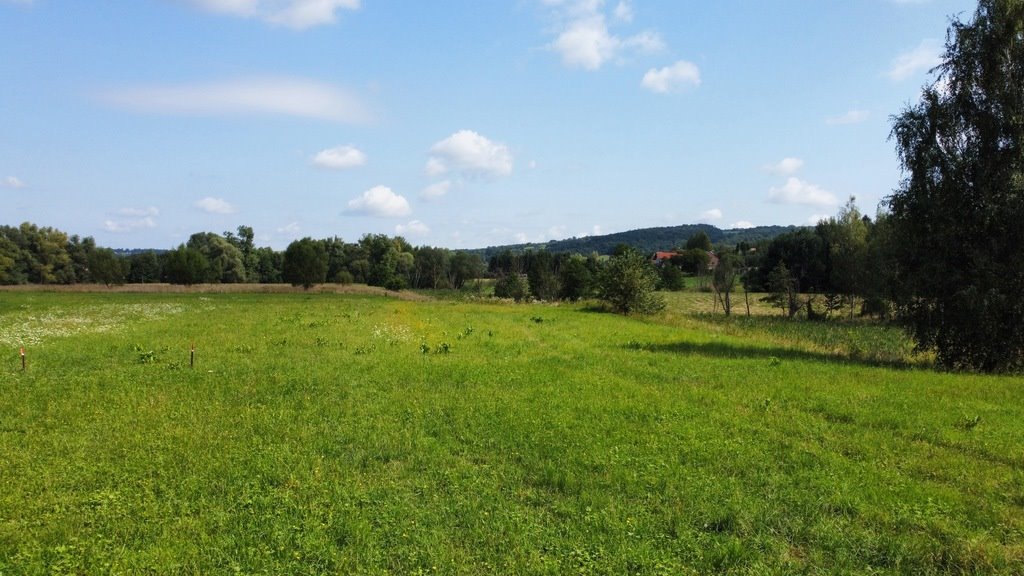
(494, 273, 529, 302)
(598, 249, 664, 314)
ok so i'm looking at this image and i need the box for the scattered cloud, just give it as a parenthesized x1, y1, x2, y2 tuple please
(514, 232, 530, 244)
(118, 206, 159, 217)
(545, 0, 663, 70)
(3, 176, 26, 188)
(277, 222, 301, 236)
(100, 77, 369, 123)
(769, 177, 837, 207)
(427, 130, 513, 177)
(641, 60, 701, 93)
(396, 220, 430, 236)
(424, 157, 447, 177)
(699, 208, 723, 221)
(103, 206, 161, 232)
(547, 225, 568, 240)
(421, 180, 451, 201)
(826, 109, 869, 125)
(888, 39, 943, 81)
(313, 145, 367, 169)
(345, 185, 411, 217)
(184, 0, 360, 29)
(195, 196, 236, 214)
(731, 220, 754, 229)
(613, 0, 633, 22)
(763, 157, 804, 176)
(103, 216, 157, 233)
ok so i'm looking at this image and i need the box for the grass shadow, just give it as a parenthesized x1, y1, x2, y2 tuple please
(633, 339, 925, 370)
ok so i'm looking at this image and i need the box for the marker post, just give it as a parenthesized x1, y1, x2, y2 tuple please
(20, 347, 25, 371)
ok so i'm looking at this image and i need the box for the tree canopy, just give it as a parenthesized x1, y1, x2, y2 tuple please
(889, 0, 1024, 372)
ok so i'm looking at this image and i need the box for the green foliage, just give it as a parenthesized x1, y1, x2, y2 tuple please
(187, 232, 247, 283)
(254, 246, 283, 283)
(493, 273, 529, 301)
(684, 230, 713, 251)
(125, 251, 162, 284)
(223, 225, 258, 281)
(657, 261, 686, 291)
(526, 251, 560, 301)
(598, 248, 665, 314)
(817, 197, 869, 319)
(282, 237, 328, 289)
(87, 248, 124, 287)
(163, 245, 208, 286)
(0, 223, 73, 284)
(447, 251, 484, 290)
(712, 252, 739, 315)
(670, 248, 710, 276)
(558, 255, 595, 301)
(764, 262, 798, 317)
(888, 0, 1024, 372)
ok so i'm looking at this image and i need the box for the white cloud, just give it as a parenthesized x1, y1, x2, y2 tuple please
(195, 197, 236, 214)
(731, 221, 754, 229)
(421, 180, 451, 200)
(553, 15, 619, 70)
(395, 220, 430, 236)
(642, 60, 701, 93)
(277, 222, 301, 236)
(699, 208, 723, 221)
(424, 157, 447, 177)
(888, 39, 943, 81)
(427, 130, 513, 177)
(826, 109, 869, 125)
(548, 225, 568, 240)
(103, 217, 157, 233)
(117, 206, 159, 217)
(763, 157, 804, 176)
(313, 145, 367, 169)
(345, 185, 411, 218)
(613, 0, 633, 22)
(3, 176, 26, 188)
(185, 0, 359, 29)
(101, 77, 369, 123)
(769, 177, 838, 207)
(546, 1, 663, 70)
(807, 214, 831, 225)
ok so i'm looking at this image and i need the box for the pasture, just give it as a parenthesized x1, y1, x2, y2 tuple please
(0, 289, 1022, 574)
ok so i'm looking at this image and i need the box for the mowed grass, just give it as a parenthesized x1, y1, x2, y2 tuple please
(0, 291, 1022, 574)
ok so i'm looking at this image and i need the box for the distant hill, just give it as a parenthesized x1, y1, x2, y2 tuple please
(468, 224, 802, 260)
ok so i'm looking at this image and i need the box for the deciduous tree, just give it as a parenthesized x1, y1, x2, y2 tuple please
(889, 0, 1024, 371)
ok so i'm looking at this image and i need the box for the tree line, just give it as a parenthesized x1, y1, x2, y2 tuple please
(0, 224, 484, 291)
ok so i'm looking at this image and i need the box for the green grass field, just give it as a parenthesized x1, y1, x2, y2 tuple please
(1, 289, 1022, 574)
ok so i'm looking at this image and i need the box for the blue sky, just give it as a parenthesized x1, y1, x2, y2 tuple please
(1, 0, 976, 250)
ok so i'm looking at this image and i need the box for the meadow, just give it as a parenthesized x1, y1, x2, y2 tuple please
(0, 288, 1022, 574)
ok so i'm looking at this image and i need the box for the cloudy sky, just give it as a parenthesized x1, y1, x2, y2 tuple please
(1, 0, 975, 249)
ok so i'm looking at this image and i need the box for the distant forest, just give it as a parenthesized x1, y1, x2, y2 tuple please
(469, 224, 800, 261)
